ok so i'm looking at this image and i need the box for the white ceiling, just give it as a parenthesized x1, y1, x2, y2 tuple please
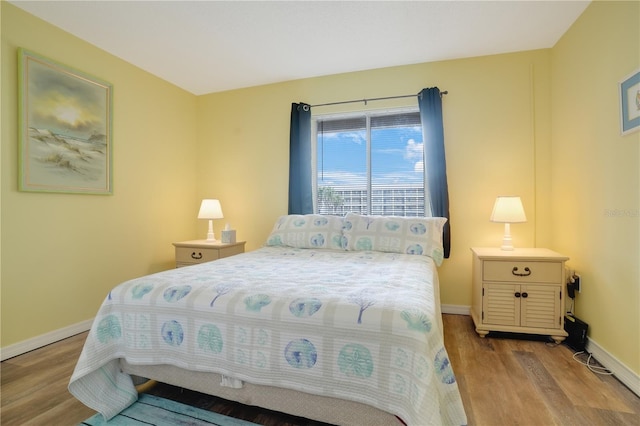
(11, 0, 590, 95)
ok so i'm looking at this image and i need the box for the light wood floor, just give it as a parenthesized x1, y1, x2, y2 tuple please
(1, 314, 638, 425)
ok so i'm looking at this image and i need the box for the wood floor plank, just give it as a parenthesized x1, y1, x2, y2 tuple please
(459, 340, 526, 424)
(9, 396, 95, 426)
(447, 315, 638, 426)
(536, 340, 638, 415)
(514, 350, 589, 426)
(596, 371, 640, 414)
(496, 351, 557, 425)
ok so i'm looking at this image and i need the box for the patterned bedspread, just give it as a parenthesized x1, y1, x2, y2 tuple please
(69, 247, 467, 425)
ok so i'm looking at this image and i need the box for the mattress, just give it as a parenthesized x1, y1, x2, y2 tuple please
(69, 246, 467, 425)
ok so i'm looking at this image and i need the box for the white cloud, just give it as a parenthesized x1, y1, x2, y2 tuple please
(404, 139, 423, 161)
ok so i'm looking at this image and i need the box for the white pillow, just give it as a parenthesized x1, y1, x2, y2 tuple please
(265, 214, 345, 250)
(343, 212, 447, 265)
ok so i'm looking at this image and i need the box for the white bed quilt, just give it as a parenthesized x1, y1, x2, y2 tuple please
(69, 247, 467, 425)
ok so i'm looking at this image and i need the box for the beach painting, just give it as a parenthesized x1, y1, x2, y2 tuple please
(19, 49, 113, 194)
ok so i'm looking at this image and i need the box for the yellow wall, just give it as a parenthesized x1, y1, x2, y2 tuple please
(196, 51, 553, 310)
(2, 1, 637, 379)
(1, 3, 198, 346)
(551, 1, 639, 374)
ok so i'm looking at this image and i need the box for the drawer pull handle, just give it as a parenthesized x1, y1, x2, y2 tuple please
(515, 292, 521, 298)
(512, 266, 531, 277)
(522, 292, 528, 298)
(191, 252, 203, 260)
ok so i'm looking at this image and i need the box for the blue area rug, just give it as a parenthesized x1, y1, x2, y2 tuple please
(79, 393, 259, 426)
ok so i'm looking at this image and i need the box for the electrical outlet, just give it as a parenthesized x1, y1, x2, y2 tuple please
(574, 274, 581, 293)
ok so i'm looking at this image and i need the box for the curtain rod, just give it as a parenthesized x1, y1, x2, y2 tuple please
(310, 90, 448, 108)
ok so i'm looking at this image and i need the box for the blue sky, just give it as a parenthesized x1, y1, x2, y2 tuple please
(317, 126, 424, 187)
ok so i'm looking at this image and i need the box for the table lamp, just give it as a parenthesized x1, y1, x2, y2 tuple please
(198, 199, 224, 242)
(490, 196, 527, 250)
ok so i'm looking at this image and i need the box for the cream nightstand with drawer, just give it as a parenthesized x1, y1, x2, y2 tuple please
(470, 247, 569, 343)
(173, 240, 245, 268)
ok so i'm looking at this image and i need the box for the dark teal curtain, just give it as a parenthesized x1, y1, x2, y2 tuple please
(288, 103, 313, 214)
(418, 88, 451, 258)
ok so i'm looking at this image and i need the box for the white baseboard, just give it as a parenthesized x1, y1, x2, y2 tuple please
(586, 337, 640, 397)
(441, 304, 470, 315)
(0, 318, 93, 361)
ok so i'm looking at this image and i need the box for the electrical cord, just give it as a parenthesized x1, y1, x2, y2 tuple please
(572, 350, 614, 375)
(534, 330, 612, 376)
(561, 279, 610, 375)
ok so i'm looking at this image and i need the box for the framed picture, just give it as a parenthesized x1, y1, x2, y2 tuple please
(619, 68, 640, 136)
(18, 48, 113, 194)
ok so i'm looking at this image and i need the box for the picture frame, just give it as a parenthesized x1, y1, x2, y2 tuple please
(619, 68, 640, 136)
(18, 48, 113, 194)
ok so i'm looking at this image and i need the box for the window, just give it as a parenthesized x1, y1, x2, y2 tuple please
(313, 109, 428, 217)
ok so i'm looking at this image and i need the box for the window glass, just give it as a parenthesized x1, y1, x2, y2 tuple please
(314, 109, 427, 216)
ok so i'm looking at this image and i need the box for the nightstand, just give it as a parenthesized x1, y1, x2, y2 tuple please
(470, 247, 569, 344)
(173, 240, 246, 268)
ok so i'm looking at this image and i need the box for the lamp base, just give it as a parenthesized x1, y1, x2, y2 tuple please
(501, 243, 515, 251)
(500, 223, 515, 251)
(205, 220, 216, 242)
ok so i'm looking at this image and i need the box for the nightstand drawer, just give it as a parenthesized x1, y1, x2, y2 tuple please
(175, 246, 220, 263)
(173, 240, 246, 268)
(483, 260, 561, 283)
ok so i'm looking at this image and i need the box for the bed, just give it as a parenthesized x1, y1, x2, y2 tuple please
(69, 213, 467, 425)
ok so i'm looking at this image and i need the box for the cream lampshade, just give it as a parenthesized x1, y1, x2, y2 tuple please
(490, 196, 527, 251)
(198, 199, 224, 242)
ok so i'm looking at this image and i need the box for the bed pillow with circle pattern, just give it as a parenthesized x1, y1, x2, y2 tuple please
(342, 212, 447, 265)
(265, 214, 346, 250)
